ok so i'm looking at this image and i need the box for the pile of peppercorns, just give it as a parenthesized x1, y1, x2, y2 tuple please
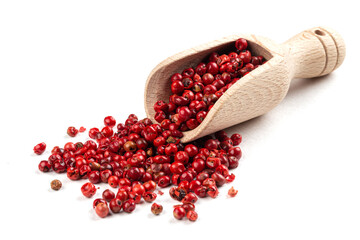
(153, 38, 265, 129)
(34, 38, 263, 221)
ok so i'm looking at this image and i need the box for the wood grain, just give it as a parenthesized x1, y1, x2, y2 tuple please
(144, 27, 346, 142)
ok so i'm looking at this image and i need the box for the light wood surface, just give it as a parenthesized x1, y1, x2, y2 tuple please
(144, 27, 346, 143)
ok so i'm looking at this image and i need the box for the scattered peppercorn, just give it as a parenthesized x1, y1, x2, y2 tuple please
(151, 203, 163, 215)
(81, 182, 97, 198)
(50, 179, 62, 190)
(34, 142, 46, 155)
(173, 206, 186, 220)
(95, 202, 109, 218)
(67, 126, 79, 137)
(186, 210, 198, 221)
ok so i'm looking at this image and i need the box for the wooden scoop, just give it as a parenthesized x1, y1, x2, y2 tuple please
(144, 27, 345, 143)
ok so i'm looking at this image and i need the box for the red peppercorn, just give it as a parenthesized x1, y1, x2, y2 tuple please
(116, 189, 129, 202)
(151, 203, 163, 215)
(88, 128, 100, 139)
(177, 106, 192, 122)
(171, 80, 184, 95)
(123, 199, 136, 213)
(88, 170, 101, 184)
(206, 157, 221, 169)
(108, 175, 119, 188)
(93, 198, 107, 209)
(38, 160, 51, 172)
(67, 167, 80, 180)
(100, 169, 112, 183)
(202, 73, 214, 85)
(182, 192, 198, 204)
(228, 147, 242, 160)
(101, 126, 114, 138)
(109, 198, 122, 213)
(207, 185, 219, 198)
(195, 63, 207, 76)
(95, 202, 109, 218)
(189, 180, 202, 192)
(67, 127, 79, 137)
(186, 210, 198, 221)
(194, 186, 207, 198)
(102, 189, 115, 202)
(104, 116, 116, 127)
(169, 186, 186, 201)
(63, 142, 76, 152)
(202, 177, 216, 187)
(171, 73, 182, 82)
(211, 172, 226, 186)
(170, 162, 186, 174)
(154, 111, 167, 123)
(132, 184, 145, 196)
(158, 175, 171, 188)
(178, 180, 190, 192)
(81, 182, 97, 198)
(204, 139, 218, 150)
(128, 191, 142, 204)
(174, 151, 189, 164)
(34, 142, 46, 155)
(165, 143, 178, 156)
(53, 160, 66, 173)
(182, 68, 195, 78)
(228, 156, 239, 169)
(173, 206, 186, 220)
(143, 192, 157, 203)
(143, 180, 157, 192)
(206, 62, 219, 75)
(231, 133, 242, 145)
(239, 50, 251, 64)
(235, 38, 248, 51)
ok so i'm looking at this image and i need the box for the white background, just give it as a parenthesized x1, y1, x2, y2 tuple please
(0, 0, 359, 239)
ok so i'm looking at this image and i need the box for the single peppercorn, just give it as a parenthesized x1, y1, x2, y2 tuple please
(186, 210, 198, 221)
(95, 202, 109, 218)
(102, 189, 115, 202)
(173, 206, 186, 220)
(123, 199, 136, 213)
(231, 133, 242, 145)
(67, 167, 80, 180)
(81, 182, 97, 198)
(132, 184, 145, 196)
(93, 198, 107, 209)
(38, 160, 51, 172)
(108, 175, 119, 188)
(109, 198, 122, 213)
(50, 179, 62, 190)
(34, 142, 47, 155)
(104, 116, 116, 127)
(143, 192, 157, 203)
(235, 38, 248, 51)
(67, 126, 79, 137)
(151, 203, 163, 215)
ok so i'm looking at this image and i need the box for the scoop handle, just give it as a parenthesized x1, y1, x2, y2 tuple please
(284, 26, 345, 79)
